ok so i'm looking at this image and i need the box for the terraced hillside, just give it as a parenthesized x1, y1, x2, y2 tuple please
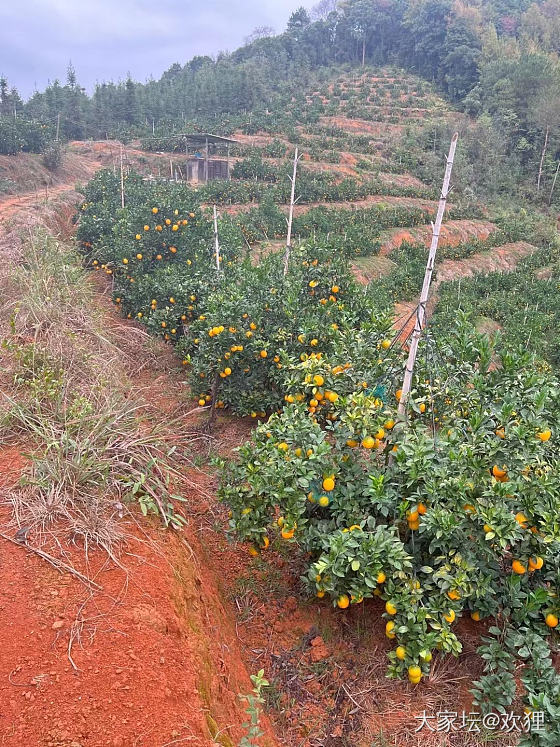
(197, 67, 550, 338)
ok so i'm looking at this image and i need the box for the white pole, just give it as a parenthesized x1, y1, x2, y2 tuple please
(397, 132, 458, 418)
(213, 205, 220, 273)
(283, 147, 300, 277)
(119, 143, 125, 209)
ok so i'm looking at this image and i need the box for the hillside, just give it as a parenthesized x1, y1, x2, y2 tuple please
(1, 49, 560, 747)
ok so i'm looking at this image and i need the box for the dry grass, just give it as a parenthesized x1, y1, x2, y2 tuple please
(0, 231, 196, 557)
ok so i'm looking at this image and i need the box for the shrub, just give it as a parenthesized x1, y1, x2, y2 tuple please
(42, 140, 63, 171)
(221, 316, 560, 710)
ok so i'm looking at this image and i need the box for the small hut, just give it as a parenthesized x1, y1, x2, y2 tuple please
(152, 133, 238, 183)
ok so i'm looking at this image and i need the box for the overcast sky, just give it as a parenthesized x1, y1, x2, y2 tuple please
(0, 0, 306, 99)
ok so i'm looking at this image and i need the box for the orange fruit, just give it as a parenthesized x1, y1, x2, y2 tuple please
(512, 560, 527, 575)
(545, 613, 558, 628)
(408, 665, 422, 683)
(395, 646, 406, 660)
(528, 556, 544, 571)
(537, 429, 551, 441)
(337, 594, 350, 609)
(322, 476, 335, 492)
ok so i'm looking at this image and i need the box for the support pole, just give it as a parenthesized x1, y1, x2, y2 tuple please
(205, 136, 209, 183)
(119, 143, 125, 209)
(397, 132, 458, 418)
(548, 160, 560, 206)
(283, 147, 300, 277)
(213, 205, 220, 273)
(537, 125, 549, 195)
(227, 143, 230, 180)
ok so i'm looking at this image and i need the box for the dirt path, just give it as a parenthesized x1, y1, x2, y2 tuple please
(0, 161, 278, 747)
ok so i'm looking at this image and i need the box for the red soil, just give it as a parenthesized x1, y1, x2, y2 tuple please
(0, 445, 277, 747)
(391, 241, 538, 341)
(379, 219, 498, 256)
(0, 172, 278, 747)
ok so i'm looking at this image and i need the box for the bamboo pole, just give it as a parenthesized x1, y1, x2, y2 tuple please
(119, 143, 125, 209)
(213, 205, 220, 273)
(397, 132, 458, 418)
(283, 147, 300, 277)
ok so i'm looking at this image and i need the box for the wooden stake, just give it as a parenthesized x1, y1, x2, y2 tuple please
(213, 205, 220, 273)
(548, 160, 560, 205)
(283, 147, 300, 277)
(205, 136, 209, 183)
(397, 132, 458, 418)
(537, 125, 549, 195)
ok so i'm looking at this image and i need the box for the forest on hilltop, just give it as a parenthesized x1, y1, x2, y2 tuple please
(1, 0, 560, 204)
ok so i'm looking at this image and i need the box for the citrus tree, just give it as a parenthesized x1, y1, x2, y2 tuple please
(221, 316, 560, 731)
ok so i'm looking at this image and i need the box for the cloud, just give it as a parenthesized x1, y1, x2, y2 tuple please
(0, 0, 305, 97)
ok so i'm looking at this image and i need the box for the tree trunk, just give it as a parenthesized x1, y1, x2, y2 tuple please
(362, 39, 366, 67)
(537, 125, 549, 195)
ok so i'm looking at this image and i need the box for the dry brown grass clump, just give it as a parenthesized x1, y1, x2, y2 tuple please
(0, 231, 192, 557)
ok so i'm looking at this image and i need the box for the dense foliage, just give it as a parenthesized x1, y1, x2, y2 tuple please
(77, 169, 399, 415)
(221, 316, 560, 736)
